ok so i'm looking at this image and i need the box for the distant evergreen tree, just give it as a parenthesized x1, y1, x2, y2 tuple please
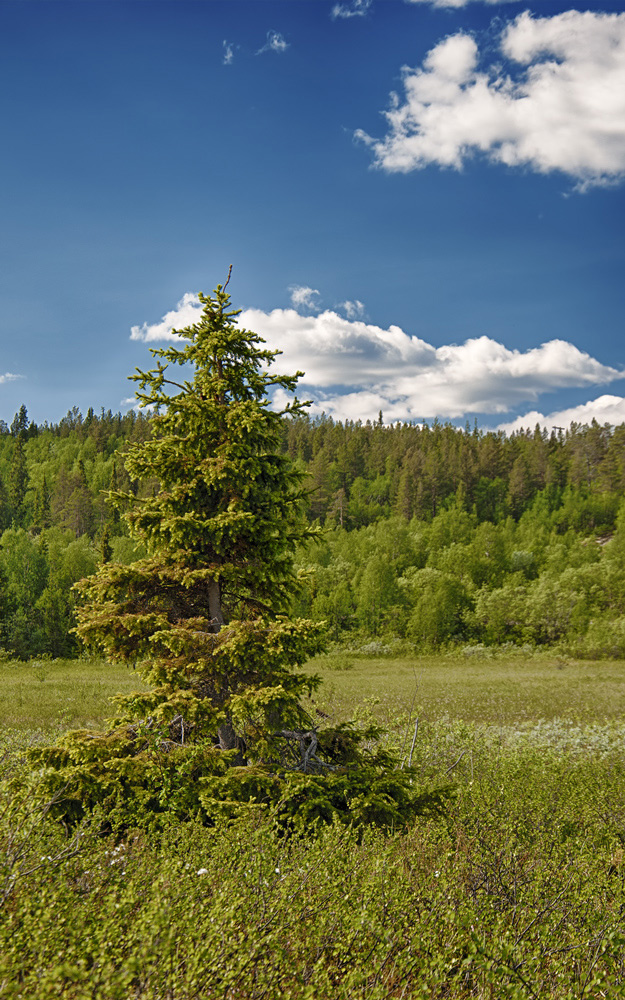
(10, 404, 29, 438)
(99, 524, 113, 564)
(8, 435, 29, 524)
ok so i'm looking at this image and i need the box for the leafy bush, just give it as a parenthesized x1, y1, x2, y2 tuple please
(561, 616, 625, 660)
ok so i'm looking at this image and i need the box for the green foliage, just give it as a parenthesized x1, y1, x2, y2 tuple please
(404, 568, 472, 648)
(28, 718, 447, 836)
(7, 434, 28, 524)
(4, 393, 625, 659)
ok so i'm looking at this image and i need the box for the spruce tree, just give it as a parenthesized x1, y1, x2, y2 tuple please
(8, 434, 29, 523)
(32, 278, 450, 833)
(75, 276, 323, 755)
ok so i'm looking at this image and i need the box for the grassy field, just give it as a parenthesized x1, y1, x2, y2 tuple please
(2, 652, 625, 998)
(0, 656, 149, 733)
(3, 648, 624, 734)
(305, 649, 625, 728)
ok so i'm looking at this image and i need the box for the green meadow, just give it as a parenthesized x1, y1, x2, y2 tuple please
(306, 649, 625, 727)
(2, 652, 625, 998)
(0, 656, 149, 733)
(4, 649, 625, 733)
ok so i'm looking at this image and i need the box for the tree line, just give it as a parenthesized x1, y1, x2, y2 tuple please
(1, 400, 625, 658)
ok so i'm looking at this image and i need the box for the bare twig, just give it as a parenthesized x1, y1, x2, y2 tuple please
(272, 729, 339, 773)
(407, 717, 419, 769)
(445, 749, 468, 776)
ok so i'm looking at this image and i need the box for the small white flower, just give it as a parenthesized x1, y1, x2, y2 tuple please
(434, 871, 440, 878)
(196, 868, 208, 875)
(274, 867, 280, 874)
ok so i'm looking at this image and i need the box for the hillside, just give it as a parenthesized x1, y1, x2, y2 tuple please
(1, 404, 625, 659)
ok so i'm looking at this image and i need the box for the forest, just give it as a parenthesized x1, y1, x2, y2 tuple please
(1, 400, 625, 661)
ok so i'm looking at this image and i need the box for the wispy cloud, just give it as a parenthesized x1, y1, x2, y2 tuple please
(357, 11, 625, 189)
(222, 40, 235, 66)
(0, 372, 23, 385)
(130, 294, 623, 424)
(338, 299, 366, 320)
(405, 0, 514, 7)
(331, 0, 373, 19)
(257, 30, 289, 55)
(289, 285, 321, 311)
(496, 395, 625, 435)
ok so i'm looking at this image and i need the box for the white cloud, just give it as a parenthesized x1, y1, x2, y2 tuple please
(497, 395, 625, 435)
(0, 373, 22, 385)
(130, 292, 203, 342)
(223, 41, 235, 66)
(238, 308, 622, 422)
(405, 0, 512, 7)
(338, 299, 366, 320)
(331, 0, 373, 19)
(289, 285, 321, 311)
(129, 296, 623, 423)
(357, 11, 625, 188)
(257, 30, 289, 55)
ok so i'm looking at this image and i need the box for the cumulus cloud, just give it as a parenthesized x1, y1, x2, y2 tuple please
(331, 0, 373, 19)
(357, 10, 625, 189)
(236, 309, 622, 422)
(257, 30, 289, 55)
(130, 292, 203, 342)
(0, 373, 22, 385)
(129, 296, 623, 423)
(497, 395, 625, 435)
(289, 285, 321, 311)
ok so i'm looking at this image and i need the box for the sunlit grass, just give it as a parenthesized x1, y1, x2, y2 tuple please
(2, 651, 625, 736)
(3, 652, 625, 997)
(304, 651, 625, 730)
(0, 657, 148, 732)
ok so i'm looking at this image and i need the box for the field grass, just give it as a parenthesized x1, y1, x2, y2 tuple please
(3, 649, 625, 735)
(2, 652, 625, 998)
(0, 656, 149, 732)
(305, 649, 625, 728)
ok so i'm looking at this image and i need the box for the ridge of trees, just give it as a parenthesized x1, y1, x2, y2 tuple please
(1, 401, 625, 659)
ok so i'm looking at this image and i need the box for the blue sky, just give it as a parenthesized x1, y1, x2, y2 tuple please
(1, 0, 624, 432)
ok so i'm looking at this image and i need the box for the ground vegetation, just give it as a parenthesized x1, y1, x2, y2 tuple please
(2, 653, 625, 998)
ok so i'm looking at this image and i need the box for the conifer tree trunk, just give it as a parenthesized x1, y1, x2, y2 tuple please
(208, 576, 245, 760)
(208, 578, 225, 631)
